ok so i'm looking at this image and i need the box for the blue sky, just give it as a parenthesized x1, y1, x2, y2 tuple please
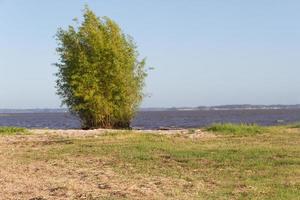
(1, 0, 300, 108)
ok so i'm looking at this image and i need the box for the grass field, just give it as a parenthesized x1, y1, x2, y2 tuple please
(0, 124, 299, 199)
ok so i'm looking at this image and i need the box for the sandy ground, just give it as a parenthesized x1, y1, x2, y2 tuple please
(31, 128, 215, 139)
(0, 128, 215, 200)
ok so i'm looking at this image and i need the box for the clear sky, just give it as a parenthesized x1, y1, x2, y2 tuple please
(1, 0, 300, 108)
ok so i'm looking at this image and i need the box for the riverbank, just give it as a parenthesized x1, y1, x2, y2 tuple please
(0, 124, 299, 199)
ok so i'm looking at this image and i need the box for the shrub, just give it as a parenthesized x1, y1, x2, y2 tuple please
(55, 7, 147, 129)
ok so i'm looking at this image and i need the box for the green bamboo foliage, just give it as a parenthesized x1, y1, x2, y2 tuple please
(55, 7, 147, 129)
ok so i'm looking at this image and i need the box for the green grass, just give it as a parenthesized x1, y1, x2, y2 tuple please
(206, 123, 266, 136)
(13, 127, 299, 199)
(0, 126, 28, 135)
(287, 122, 300, 129)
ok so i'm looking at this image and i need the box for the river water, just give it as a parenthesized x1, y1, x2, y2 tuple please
(1, 109, 300, 129)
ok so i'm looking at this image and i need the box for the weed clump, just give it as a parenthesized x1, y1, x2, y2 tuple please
(0, 126, 28, 135)
(287, 123, 300, 129)
(206, 123, 265, 136)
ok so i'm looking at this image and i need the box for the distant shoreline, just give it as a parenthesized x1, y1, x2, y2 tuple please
(1, 104, 300, 113)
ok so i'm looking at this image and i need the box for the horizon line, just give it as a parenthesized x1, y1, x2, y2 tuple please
(1, 104, 300, 110)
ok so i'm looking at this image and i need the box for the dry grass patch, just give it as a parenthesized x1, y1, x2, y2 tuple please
(0, 128, 299, 199)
